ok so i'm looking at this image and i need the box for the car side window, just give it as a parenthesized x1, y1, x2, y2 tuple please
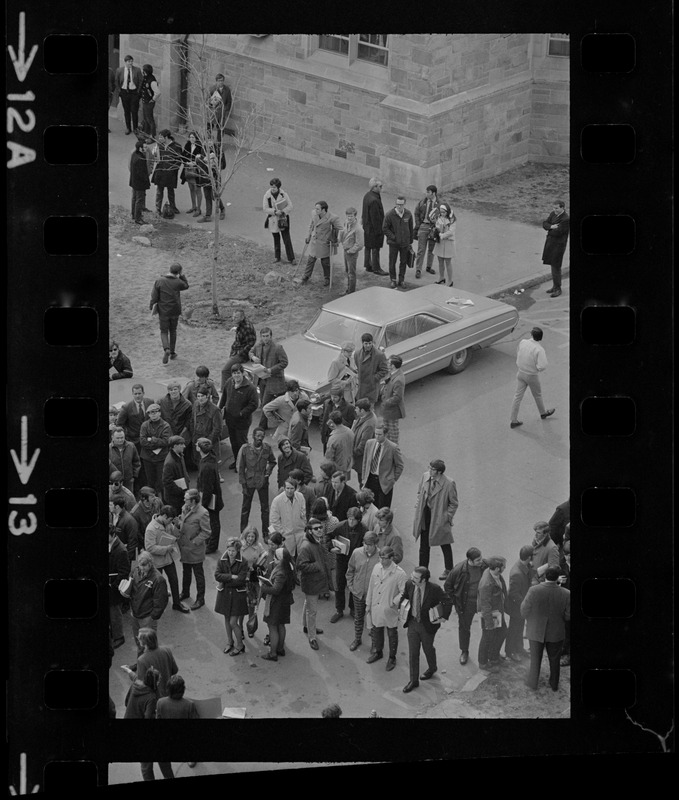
(416, 314, 447, 335)
(383, 317, 418, 347)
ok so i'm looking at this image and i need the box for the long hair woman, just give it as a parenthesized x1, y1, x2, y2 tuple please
(432, 202, 457, 287)
(240, 526, 268, 637)
(214, 537, 249, 656)
(259, 546, 296, 661)
(181, 131, 204, 216)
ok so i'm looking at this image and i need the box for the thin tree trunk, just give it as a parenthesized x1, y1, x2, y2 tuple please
(212, 213, 220, 316)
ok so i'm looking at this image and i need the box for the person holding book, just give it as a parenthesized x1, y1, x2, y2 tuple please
(329, 506, 366, 623)
(177, 489, 211, 610)
(477, 556, 508, 672)
(162, 436, 191, 515)
(263, 177, 296, 264)
(259, 546, 296, 661)
(399, 566, 452, 693)
(215, 537, 249, 656)
(297, 518, 335, 650)
(310, 496, 341, 599)
(144, 505, 190, 615)
(240, 526, 268, 637)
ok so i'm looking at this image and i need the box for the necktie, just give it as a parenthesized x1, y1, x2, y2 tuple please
(138, 402, 143, 418)
(370, 442, 382, 474)
(427, 478, 435, 507)
(426, 200, 431, 221)
(413, 584, 421, 621)
(125, 68, 130, 90)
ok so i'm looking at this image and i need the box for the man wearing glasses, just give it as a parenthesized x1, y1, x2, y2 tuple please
(297, 518, 335, 651)
(365, 546, 407, 671)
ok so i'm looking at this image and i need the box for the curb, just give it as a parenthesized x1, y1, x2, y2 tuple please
(486, 268, 570, 300)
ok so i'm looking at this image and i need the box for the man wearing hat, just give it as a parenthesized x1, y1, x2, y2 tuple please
(509, 326, 555, 429)
(139, 403, 172, 499)
(354, 333, 389, 406)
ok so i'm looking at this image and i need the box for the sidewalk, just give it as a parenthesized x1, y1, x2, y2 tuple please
(108, 125, 556, 297)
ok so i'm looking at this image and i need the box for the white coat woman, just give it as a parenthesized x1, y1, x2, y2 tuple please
(432, 202, 457, 286)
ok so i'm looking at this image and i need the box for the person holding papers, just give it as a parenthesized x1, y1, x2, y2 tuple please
(162, 436, 191, 515)
(399, 566, 452, 693)
(139, 404, 171, 500)
(329, 507, 366, 624)
(476, 556, 508, 672)
(259, 546, 296, 661)
(177, 489, 211, 610)
(144, 504, 190, 614)
(262, 177, 296, 264)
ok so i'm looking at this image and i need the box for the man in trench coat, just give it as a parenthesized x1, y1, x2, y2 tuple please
(412, 459, 459, 581)
(541, 199, 569, 298)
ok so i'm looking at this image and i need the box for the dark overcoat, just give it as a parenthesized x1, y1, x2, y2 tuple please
(361, 190, 385, 249)
(541, 211, 570, 268)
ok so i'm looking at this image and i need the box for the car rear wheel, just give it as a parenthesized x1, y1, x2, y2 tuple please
(446, 348, 471, 374)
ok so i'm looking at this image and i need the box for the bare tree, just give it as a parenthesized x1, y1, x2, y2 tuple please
(167, 35, 272, 315)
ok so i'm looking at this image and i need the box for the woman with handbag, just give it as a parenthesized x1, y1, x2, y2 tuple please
(214, 537, 249, 656)
(240, 526, 268, 638)
(259, 546, 296, 661)
(263, 177, 296, 264)
(432, 202, 458, 287)
(181, 131, 203, 216)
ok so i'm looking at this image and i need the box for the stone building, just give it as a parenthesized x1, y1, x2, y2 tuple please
(115, 33, 569, 194)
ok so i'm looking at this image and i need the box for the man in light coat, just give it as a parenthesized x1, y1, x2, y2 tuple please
(177, 489, 211, 610)
(269, 477, 307, 558)
(531, 521, 560, 581)
(361, 424, 404, 509)
(301, 201, 342, 287)
(345, 531, 380, 651)
(263, 380, 308, 443)
(324, 411, 354, 480)
(338, 206, 364, 294)
(412, 459, 458, 581)
(249, 326, 289, 430)
(365, 546, 407, 671)
(144, 504, 190, 614)
(380, 355, 406, 444)
(351, 399, 377, 485)
(521, 566, 570, 691)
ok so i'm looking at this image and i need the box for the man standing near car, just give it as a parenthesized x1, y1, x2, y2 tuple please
(413, 185, 439, 278)
(361, 176, 388, 276)
(361, 424, 404, 510)
(249, 326, 288, 431)
(351, 399, 377, 486)
(150, 262, 189, 364)
(338, 206, 364, 295)
(354, 333, 389, 406)
(380, 355, 406, 444)
(382, 195, 414, 289)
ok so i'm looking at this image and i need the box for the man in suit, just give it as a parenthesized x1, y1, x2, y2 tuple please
(411, 459, 459, 580)
(115, 55, 143, 135)
(531, 521, 560, 581)
(504, 544, 534, 661)
(379, 355, 406, 444)
(521, 566, 570, 691)
(541, 200, 569, 298)
(116, 383, 154, 495)
(361, 424, 404, 509)
(401, 566, 452, 693)
(326, 471, 358, 522)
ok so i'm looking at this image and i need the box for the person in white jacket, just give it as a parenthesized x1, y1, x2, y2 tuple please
(365, 546, 407, 671)
(269, 478, 307, 559)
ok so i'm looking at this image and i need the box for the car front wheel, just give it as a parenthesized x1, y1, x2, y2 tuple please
(446, 348, 471, 374)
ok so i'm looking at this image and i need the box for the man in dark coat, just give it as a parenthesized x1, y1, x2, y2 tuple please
(521, 566, 570, 691)
(110, 495, 140, 564)
(236, 427, 276, 534)
(109, 525, 131, 648)
(297, 519, 333, 651)
(361, 176, 388, 275)
(354, 332, 389, 405)
(117, 385, 154, 465)
(115, 54, 143, 134)
(184, 389, 222, 466)
(504, 544, 534, 661)
(109, 427, 141, 494)
(219, 364, 259, 468)
(125, 550, 170, 655)
(162, 436, 190, 515)
(109, 340, 133, 380)
(152, 129, 183, 215)
(401, 566, 452, 693)
(382, 196, 414, 289)
(541, 200, 569, 298)
(547, 498, 570, 548)
(207, 73, 232, 142)
(443, 547, 486, 665)
(325, 471, 358, 522)
(158, 380, 192, 436)
(150, 262, 189, 363)
(129, 140, 150, 224)
(195, 438, 224, 554)
(329, 507, 366, 623)
(276, 437, 313, 489)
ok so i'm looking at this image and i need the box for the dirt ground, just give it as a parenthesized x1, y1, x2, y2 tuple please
(110, 163, 570, 719)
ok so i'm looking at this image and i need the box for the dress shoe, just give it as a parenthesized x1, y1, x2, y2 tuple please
(190, 600, 205, 610)
(229, 646, 245, 657)
(448, 282, 454, 287)
(303, 627, 323, 634)
(439, 569, 451, 580)
(349, 639, 361, 651)
(228, 461, 237, 470)
(510, 421, 523, 428)
(385, 657, 396, 671)
(186, 207, 196, 213)
(134, 219, 146, 225)
(170, 353, 178, 360)
(330, 612, 343, 623)
(142, 207, 152, 213)
(113, 637, 125, 649)
(545, 287, 556, 293)
(540, 408, 555, 419)
(390, 280, 398, 289)
(420, 668, 436, 680)
(260, 653, 278, 662)
(549, 290, 562, 297)
(125, 129, 131, 135)
(373, 268, 389, 276)
(459, 651, 469, 665)
(276, 649, 286, 657)
(365, 267, 373, 273)
(478, 662, 499, 673)
(171, 208, 181, 215)
(550, 683, 559, 692)
(172, 603, 190, 614)
(193, 210, 202, 217)
(403, 681, 419, 693)
(178, 593, 190, 601)
(197, 216, 212, 222)
(324, 279, 330, 287)
(397, 282, 405, 288)
(272, 257, 281, 263)
(415, 270, 421, 278)
(426, 267, 436, 274)
(435, 279, 445, 285)
(220, 210, 226, 220)
(309, 638, 319, 650)
(223, 645, 234, 654)
(366, 652, 383, 664)
(509, 653, 523, 663)
(162, 349, 170, 364)
(289, 259, 297, 265)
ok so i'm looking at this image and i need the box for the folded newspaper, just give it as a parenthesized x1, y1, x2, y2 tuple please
(445, 297, 475, 306)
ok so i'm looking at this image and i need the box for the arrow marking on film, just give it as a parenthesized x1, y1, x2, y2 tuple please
(10, 417, 40, 485)
(7, 12, 38, 82)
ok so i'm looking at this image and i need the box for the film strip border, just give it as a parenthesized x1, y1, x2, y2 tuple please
(6, 13, 673, 795)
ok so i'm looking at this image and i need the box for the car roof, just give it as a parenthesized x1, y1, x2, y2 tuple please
(323, 286, 448, 324)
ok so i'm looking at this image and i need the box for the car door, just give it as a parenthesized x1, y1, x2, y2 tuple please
(382, 312, 465, 381)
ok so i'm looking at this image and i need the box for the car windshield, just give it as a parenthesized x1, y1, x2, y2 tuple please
(305, 310, 380, 348)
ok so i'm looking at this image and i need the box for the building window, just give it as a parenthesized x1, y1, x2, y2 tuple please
(319, 35, 349, 55)
(548, 33, 570, 57)
(357, 35, 389, 66)
(316, 34, 389, 67)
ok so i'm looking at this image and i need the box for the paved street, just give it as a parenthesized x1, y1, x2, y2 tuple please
(109, 279, 568, 725)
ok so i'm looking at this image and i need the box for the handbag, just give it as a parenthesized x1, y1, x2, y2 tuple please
(429, 227, 441, 243)
(277, 213, 289, 230)
(246, 614, 258, 636)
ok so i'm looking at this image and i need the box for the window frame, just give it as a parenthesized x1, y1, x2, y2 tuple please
(547, 33, 570, 57)
(314, 34, 389, 68)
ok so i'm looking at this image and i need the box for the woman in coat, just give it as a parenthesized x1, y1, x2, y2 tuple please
(139, 404, 171, 499)
(240, 526, 268, 637)
(129, 140, 151, 224)
(151, 129, 183, 215)
(263, 177, 296, 264)
(214, 537, 249, 656)
(181, 131, 204, 216)
(432, 202, 457, 286)
(259, 546, 296, 661)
